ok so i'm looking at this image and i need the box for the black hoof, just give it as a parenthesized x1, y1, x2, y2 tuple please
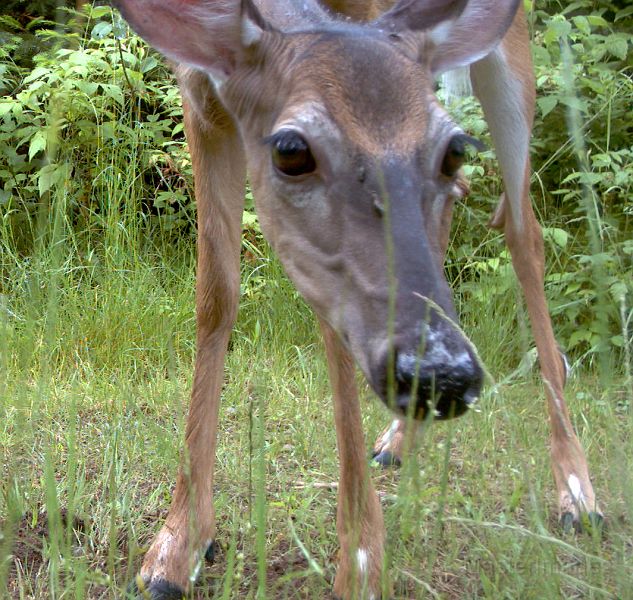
(560, 511, 605, 534)
(371, 450, 401, 468)
(205, 539, 218, 563)
(125, 577, 185, 600)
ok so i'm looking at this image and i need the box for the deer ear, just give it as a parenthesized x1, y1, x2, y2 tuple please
(112, 0, 268, 85)
(375, 0, 521, 75)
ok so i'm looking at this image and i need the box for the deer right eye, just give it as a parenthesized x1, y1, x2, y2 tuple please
(270, 131, 316, 177)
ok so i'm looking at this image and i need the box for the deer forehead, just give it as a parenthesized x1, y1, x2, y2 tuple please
(270, 34, 438, 157)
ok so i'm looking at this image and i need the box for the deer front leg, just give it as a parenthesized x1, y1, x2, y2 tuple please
(320, 319, 387, 600)
(505, 204, 602, 528)
(131, 80, 246, 598)
(372, 419, 405, 467)
(470, 8, 601, 528)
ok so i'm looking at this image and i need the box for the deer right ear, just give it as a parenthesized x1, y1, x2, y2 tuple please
(112, 0, 267, 86)
(375, 0, 521, 75)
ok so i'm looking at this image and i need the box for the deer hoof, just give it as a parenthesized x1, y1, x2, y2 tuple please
(126, 577, 185, 600)
(204, 539, 218, 563)
(371, 449, 401, 468)
(560, 511, 604, 534)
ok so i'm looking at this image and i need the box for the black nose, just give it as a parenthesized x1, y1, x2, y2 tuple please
(387, 346, 483, 420)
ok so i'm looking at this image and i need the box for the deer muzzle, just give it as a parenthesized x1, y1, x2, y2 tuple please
(373, 319, 483, 420)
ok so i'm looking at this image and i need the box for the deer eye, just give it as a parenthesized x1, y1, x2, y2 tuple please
(440, 133, 484, 178)
(441, 135, 466, 177)
(270, 130, 316, 177)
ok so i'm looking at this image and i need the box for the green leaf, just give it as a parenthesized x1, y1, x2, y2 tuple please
(609, 281, 628, 302)
(91, 22, 113, 40)
(586, 15, 608, 28)
(242, 211, 259, 228)
(90, 6, 112, 18)
(572, 16, 590, 35)
(23, 66, 51, 84)
(0, 101, 16, 117)
(38, 163, 60, 196)
(29, 131, 47, 161)
(76, 81, 99, 96)
(0, 15, 21, 29)
(569, 329, 591, 349)
(69, 51, 92, 67)
(543, 227, 569, 249)
(544, 17, 571, 45)
(606, 34, 628, 60)
(615, 7, 633, 21)
(100, 84, 124, 106)
(140, 57, 159, 73)
(537, 96, 558, 117)
(610, 335, 624, 348)
(113, 13, 128, 39)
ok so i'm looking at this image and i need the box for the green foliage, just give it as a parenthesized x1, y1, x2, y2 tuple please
(443, 0, 632, 366)
(0, 5, 193, 252)
(530, 0, 632, 360)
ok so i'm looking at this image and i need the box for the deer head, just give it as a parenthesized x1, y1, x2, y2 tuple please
(113, 0, 520, 419)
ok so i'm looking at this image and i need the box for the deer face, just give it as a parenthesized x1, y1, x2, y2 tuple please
(114, 0, 521, 419)
(222, 31, 481, 418)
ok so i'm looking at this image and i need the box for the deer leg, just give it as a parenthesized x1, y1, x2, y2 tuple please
(372, 418, 406, 468)
(320, 319, 387, 600)
(470, 9, 601, 527)
(131, 77, 246, 598)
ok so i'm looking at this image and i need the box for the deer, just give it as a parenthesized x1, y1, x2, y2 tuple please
(112, 0, 603, 598)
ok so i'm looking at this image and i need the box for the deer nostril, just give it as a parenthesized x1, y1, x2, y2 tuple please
(391, 348, 483, 420)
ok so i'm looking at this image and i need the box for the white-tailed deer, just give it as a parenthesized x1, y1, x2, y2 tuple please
(113, 0, 602, 597)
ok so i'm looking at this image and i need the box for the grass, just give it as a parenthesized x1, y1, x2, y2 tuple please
(1, 204, 632, 599)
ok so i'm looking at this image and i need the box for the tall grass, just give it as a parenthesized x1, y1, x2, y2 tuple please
(1, 3, 632, 599)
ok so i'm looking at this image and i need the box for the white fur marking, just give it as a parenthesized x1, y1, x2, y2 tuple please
(189, 557, 202, 583)
(471, 46, 529, 232)
(382, 419, 400, 445)
(241, 15, 263, 47)
(357, 548, 369, 575)
(568, 474, 585, 505)
(429, 20, 456, 47)
(398, 331, 473, 371)
(357, 548, 376, 598)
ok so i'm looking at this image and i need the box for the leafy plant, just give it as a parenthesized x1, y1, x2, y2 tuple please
(0, 4, 194, 254)
(441, 0, 632, 367)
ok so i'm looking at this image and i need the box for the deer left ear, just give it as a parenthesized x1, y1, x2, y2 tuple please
(375, 0, 521, 75)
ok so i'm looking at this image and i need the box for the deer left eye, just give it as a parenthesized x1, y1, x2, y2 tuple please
(440, 133, 484, 178)
(270, 130, 316, 177)
(441, 135, 466, 177)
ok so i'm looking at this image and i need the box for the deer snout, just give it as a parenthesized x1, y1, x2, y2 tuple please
(375, 326, 483, 420)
